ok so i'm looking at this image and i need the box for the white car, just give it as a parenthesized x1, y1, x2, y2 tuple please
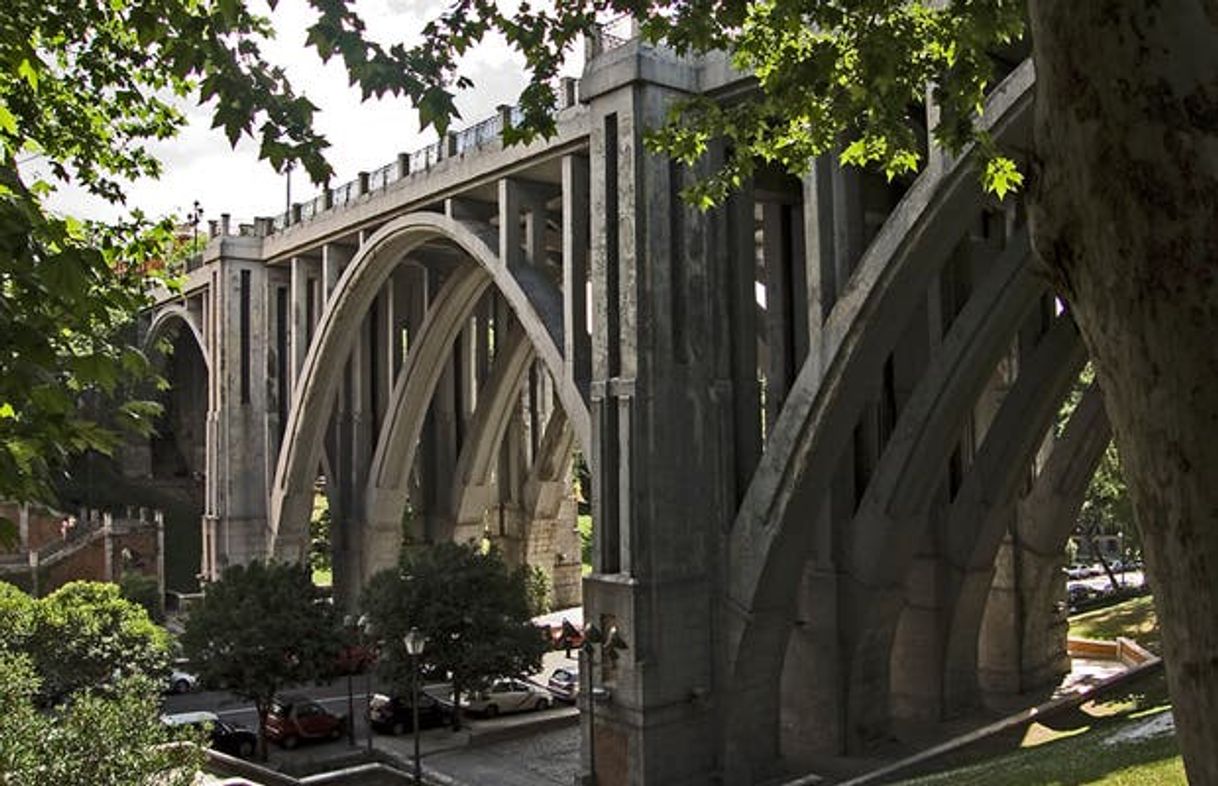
(166, 668, 198, 694)
(460, 678, 551, 717)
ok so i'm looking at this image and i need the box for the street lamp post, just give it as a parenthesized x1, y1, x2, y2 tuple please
(580, 623, 629, 785)
(360, 615, 377, 755)
(189, 200, 203, 256)
(342, 615, 358, 746)
(404, 627, 427, 784)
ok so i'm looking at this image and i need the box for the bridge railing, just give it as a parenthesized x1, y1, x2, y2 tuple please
(259, 76, 584, 238)
(586, 14, 637, 58)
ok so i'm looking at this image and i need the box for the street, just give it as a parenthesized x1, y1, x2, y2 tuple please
(161, 649, 584, 780)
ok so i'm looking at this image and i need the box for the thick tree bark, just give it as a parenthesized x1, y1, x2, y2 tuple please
(1027, 2, 1218, 782)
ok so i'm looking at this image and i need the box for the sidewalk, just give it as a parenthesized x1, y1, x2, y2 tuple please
(371, 706, 579, 785)
(264, 689, 580, 784)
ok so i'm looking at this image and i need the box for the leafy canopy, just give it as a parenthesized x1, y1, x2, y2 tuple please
(0, 650, 203, 786)
(0, 580, 171, 701)
(378, 0, 1027, 205)
(0, 0, 478, 506)
(180, 561, 342, 710)
(362, 542, 549, 698)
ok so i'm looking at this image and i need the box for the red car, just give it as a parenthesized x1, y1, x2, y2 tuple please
(265, 695, 346, 748)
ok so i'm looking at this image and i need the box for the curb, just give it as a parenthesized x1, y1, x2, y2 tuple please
(467, 707, 580, 747)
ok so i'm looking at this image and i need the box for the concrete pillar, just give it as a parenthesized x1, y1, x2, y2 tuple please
(498, 178, 523, 268)
(420, 343, 461, 544)
(322, 243, 354, 304)
(779, 500, 845, 763)
(563, 155, 592, 400)
(581, 47, 751, 785)
(203, 246, 277, 575)
(831, 160, 865, 292)
(289, 256, 319, 389)
(761, 201, 800, 427)
(889, 521, 949, 726)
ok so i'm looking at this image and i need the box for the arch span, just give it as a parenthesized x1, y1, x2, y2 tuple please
(838, 230, 1038, 734)
(448, 327, 536, 539)
(723, 59, 1035, 770)
(271, 212, 590, 563)
(145, 304, 209, 372)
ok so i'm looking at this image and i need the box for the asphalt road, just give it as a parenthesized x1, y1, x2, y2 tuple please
(162, 674, 394, 749)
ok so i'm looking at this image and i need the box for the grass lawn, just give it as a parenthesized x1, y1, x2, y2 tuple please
(894, 671, 1183, 785)
(1070, 595, 1161, 654)
(891, 597, 1181, 785)
(893, 713, 1184, 785)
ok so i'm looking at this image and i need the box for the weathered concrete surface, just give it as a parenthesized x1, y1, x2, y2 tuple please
(136, 37, 1116, 785)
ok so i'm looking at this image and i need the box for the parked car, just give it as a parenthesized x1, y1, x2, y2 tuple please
(265, 695, 346, 748)
(368, 692, 452, 735)
(460, 679, 551, 717)
(1067, 584, 1096, 610)
(547, 666, 579, 703)
(163, 711, 257, 759)
(165, 668, 198, 695)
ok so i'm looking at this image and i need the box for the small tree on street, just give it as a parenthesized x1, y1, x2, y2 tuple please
(363, 542, 549, 729)
(180, 561, 342, 759)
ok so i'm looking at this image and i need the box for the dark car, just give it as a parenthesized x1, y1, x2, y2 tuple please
(547, 666, 579, 703)
(163, 711, 258, 759)
(368, 692, 452, 735)
(265, 695, 346, 748)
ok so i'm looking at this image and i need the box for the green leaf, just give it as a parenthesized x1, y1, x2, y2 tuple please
(0, 102, 16, 136)
(983, 155, 1024, 199)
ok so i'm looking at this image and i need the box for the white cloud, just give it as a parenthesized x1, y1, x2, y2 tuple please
(43, 0, 581, 226)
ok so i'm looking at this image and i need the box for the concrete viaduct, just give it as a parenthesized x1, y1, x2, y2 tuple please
(135, 31, 1113, 786)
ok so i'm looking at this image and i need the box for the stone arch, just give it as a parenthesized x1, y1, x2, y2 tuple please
(936, 316, 1088, 709)
(271, 211, 590, 565)
(359, 261, 492, 576)
(145, 304, 208, 371)
(448, 326, 537, 543)
(141, 306, 210, 479)
(520, 408, 581, 607)
(972, 382, 1112, 697)
(724, 59, 1035, 771)
(836, 229, 1038, 735)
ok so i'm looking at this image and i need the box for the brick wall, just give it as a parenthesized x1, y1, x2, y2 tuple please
(0, 502, 69, 554)
(42, 533, 108, 593)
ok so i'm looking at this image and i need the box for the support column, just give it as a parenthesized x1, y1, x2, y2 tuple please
(498, 178, 523, 268)
(289, 256, 319, 389)
(205, 244, 277, 574)
(322, 243, 354, 304)
(562, 155, 592, 400)
(581, 47, 747, 786)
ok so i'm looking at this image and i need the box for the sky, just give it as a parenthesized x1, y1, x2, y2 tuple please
(38, 0, 583, 226)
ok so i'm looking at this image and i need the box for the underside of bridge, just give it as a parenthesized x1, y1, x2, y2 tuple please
(134, 34, 1120, 786)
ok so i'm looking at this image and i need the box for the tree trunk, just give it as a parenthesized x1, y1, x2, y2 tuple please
(256, 701, 270, 763)
(1026, 2, 1218, 782)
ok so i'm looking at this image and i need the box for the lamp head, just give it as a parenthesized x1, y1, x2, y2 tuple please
(604, 626, 628, 662)
(404, 626, 427, 656)
(582, 623, 604, 648)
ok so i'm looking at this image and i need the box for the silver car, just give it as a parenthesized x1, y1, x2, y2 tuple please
(461, 678, 551, 717)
